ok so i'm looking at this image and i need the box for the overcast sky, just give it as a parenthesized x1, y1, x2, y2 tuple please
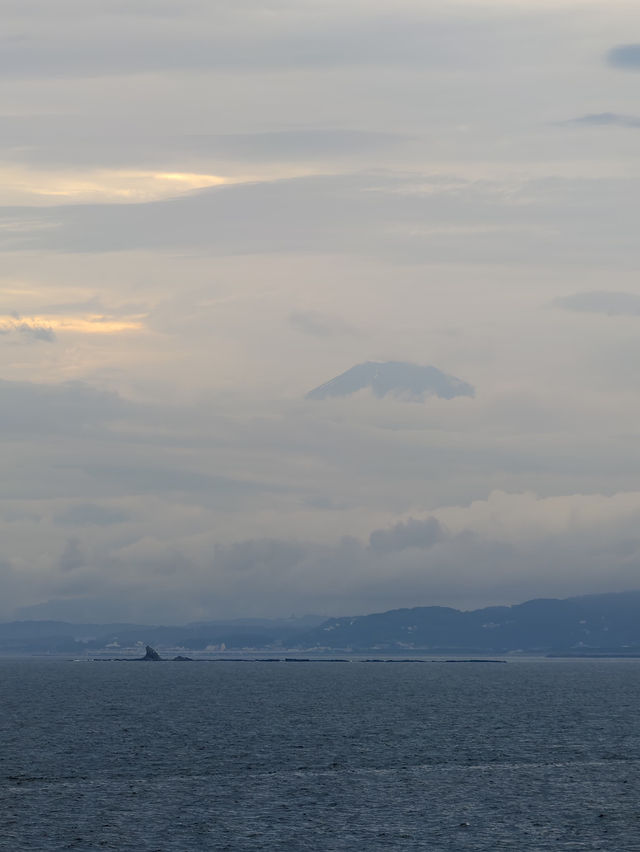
(3, 0, 640, 623)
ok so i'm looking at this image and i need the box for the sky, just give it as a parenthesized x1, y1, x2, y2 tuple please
(3, 0, 640, 623)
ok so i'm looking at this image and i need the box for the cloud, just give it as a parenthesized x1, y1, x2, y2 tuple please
(5, 1, 640, 627)
(17, 322, 56, 341)
(4, 171, 639, 271)
(0, 313, 144, 335)
(555, 291, 640, 316)
(213, 538, 307, 575)
(0, 318, 56, 341)
(197, 130, 408, 161)
(15, 489, 640, 622)
(607, 44, 640, 70)
(36, 296, 105, 314)
(0, 379, 128, 435)
(566, 112, 640, 128)
(0, 126, 407, 173)
(0, 163, 229, 206)
(369, 516, 445, 553)
(0, 559, 36, 620)
(0, 9, 480, 80)
(288, 310, 354, 337)
(74, 462, 282, 502)
(55, 503, 132, 527)
(195, 491, 640, 615)
(58, 538, 84, 573)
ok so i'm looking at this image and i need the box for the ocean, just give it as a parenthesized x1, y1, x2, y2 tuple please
(1, 658, 639, 850)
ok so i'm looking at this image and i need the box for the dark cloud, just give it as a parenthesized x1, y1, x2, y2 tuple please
(607, 44, 640, 70)
(555, 291, 640, 316)
(369, 516, 445, 553)
(566, 112, 640, 128)
(17, 322, 56, 342)
(0, 320, 55, 342)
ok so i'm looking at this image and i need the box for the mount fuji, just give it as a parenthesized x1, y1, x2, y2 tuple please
(306, 361, 474, 402)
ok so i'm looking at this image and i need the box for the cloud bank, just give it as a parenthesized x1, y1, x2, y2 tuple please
(2, 1, 640, 622)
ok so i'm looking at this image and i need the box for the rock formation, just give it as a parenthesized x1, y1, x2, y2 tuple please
(141, 645, 162, 661)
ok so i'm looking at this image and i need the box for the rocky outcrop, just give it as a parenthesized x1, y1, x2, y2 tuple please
(141, 645, 162, 661)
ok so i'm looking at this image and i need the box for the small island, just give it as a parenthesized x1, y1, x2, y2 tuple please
(93, 645, 193, 662)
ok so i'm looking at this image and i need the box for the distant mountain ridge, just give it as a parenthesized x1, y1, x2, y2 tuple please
(3, 593, 640, 655)
(306, 361, 474, 401)
(0, 616, 325, 655)
(295, 592, 640, 653)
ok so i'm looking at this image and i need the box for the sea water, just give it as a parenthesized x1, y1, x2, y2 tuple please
(1, 659, 639, 850)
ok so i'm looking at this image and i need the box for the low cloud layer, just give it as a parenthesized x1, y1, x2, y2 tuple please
(8, 491, 640, 623)
(555, 291, 640, 316)
(607, 44, 640, 69)
(567, 113, 640, 128)
(0, 379, 127, 435)
(369, 517, 445, 553)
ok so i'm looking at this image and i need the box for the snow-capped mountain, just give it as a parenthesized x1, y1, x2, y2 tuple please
(306, 361, 474, 401)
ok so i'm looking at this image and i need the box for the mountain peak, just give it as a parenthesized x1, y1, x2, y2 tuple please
(306, 361, 474, 401)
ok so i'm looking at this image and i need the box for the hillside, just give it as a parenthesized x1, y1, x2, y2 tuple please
(295, 592, 640, 653)
(3, 593, 640, 655)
